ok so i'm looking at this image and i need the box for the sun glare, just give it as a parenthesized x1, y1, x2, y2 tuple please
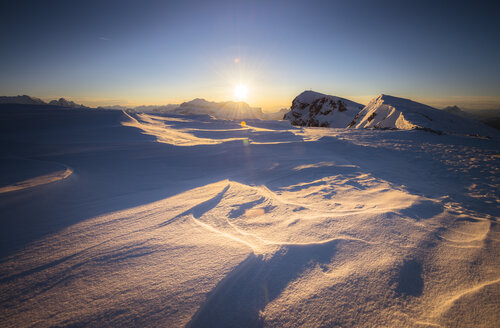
(233, 84, 248, 102)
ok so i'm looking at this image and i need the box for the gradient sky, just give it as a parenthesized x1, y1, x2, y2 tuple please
(1, 0, 499, 111)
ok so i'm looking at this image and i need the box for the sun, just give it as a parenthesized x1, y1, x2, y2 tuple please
(233, 84, 248, 101)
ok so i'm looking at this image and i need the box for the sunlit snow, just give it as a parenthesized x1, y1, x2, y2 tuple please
(0, 106, 499, 327)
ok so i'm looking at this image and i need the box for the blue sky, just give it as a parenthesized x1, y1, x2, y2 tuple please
(1, 0, 499, 110)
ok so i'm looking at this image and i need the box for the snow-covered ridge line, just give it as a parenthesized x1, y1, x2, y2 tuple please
(348, 94, 498, 136)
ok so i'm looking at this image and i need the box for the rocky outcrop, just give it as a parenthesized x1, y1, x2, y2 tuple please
(283, 91, 364, 127)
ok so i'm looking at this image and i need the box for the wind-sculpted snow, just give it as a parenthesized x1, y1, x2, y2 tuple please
(0, 106, 499, 327)
(122, 111, 302, 146)
(0, 158, 72, 194)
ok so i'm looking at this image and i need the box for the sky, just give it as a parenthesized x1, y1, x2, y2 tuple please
(1, 0, 499, 111)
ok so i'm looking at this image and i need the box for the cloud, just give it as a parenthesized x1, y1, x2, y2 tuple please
(99, 37, 111, 41)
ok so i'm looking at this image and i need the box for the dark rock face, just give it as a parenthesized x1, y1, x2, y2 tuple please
(283, 91, 364, 128)
(347, 113, 361, 128)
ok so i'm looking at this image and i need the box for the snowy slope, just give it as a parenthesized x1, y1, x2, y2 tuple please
(350, 94, 498, 136)
(175, 98, 265, 120)
(283, 90, 364, 127)
(0, 105, 499, 327)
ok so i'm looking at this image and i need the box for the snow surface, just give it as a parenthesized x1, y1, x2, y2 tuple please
(351, 94, 498, 137)
(0, 104, 499, 327)
(283, 90, 364, 127)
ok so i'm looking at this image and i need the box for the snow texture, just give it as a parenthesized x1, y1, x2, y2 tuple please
(0, 104, 499, 327)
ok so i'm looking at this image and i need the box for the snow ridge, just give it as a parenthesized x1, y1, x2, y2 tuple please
(349, 94, 498, 136)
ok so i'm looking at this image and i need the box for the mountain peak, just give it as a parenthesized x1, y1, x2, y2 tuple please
(442, 105, 462, 113)
(284, 90, 364, 127)
(350, 94, 497, 136)
(0, 95, 46, 105)
(48, 98, 87, 108)
(176, 98, 263, 120)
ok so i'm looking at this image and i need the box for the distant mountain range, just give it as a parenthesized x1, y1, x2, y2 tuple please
(0, 95, 88, 108)
(48, 98, 87, 108)
(0, 95, 47, 106)
(442, 105, 500, 130)
(102, 99, 286, 120)
(175, 98, 263, 120)
(0, 95, 287, 120)
(1, 94, 498, 133)
(442, 105, 471, 117)
(174, 98, 286, 120)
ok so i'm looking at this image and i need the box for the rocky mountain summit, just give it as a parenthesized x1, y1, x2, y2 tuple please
(283, 91, 364, 127)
